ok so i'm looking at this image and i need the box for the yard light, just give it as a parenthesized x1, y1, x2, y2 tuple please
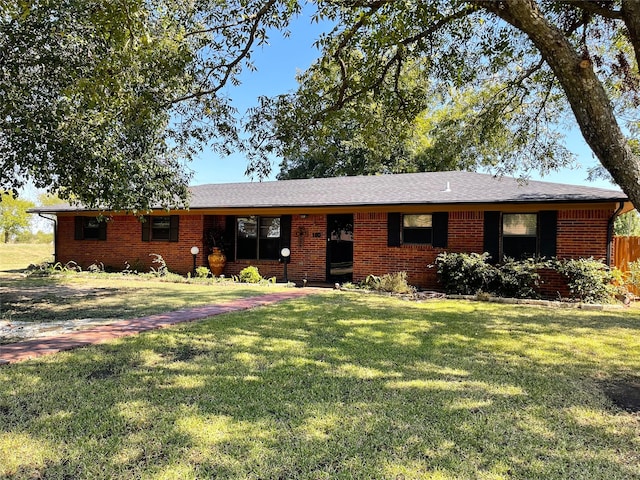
(280, 247, 291, 283)
(190, 246, 199, 276)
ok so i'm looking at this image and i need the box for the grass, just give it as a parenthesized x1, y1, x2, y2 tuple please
(0, 243, 54, 272)
(0, 274, 293, 326)
(1, 291, 639, 479)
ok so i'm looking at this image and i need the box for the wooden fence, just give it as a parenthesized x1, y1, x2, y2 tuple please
(613, 236, 640, 295)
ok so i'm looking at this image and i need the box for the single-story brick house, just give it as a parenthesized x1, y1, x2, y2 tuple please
(32, 171, 632, 292)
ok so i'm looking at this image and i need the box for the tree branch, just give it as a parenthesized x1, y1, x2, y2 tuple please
(565, 0, 623, 20)
(327, 4, 477, 113)
(622, 0, 640, 68)
(168, 0, 279, 106)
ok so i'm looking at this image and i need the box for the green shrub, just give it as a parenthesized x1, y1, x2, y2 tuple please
(26, 260, 81, 276)
(195, 266, 210, 278)
(434, 252, 498, 295)
(149, 254, 168, 277)
(87, 262, 105, 273)
(496, 258, 544, 299)
(362, 272, 415, 294)
(238, 266, 262, 283)
(379, 271, 415, 294)
(554, 258, 618, 303)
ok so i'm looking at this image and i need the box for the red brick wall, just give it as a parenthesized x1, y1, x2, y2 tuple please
(352, 212, 436, 287)
(57, 214, 205, 274)
(448, 211, 485, 253)
(557, 209, 610, 260)
(56, 207, 613, 289)
(352, 211, 485, 289)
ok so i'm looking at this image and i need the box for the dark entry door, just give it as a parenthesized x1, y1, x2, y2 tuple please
(326, 214, 354, 283)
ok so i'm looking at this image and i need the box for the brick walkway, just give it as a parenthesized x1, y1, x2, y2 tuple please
(0, 289, 318, 365)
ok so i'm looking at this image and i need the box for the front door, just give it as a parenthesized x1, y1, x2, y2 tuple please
(326, 214, 354, 283)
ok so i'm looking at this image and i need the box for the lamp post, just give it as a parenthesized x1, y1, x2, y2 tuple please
(280, 247, 291, 283)
(190, 246, 199, 276)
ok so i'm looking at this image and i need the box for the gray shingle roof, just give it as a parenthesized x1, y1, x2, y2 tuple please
(188, 171, 626, 209)
(32, 171, 628, 213)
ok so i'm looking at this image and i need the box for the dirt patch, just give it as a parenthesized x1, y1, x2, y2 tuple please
(603, 378, 640, 413)
(0, 284, 118, 304)
(0, 318, 118, 344)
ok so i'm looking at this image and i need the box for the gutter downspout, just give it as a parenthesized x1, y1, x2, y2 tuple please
(38, 213, 57, 264)
(606, 201, 625, 267)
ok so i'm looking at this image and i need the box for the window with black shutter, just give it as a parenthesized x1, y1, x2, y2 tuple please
(403, 214, 433, 244)
(236, 216, 283, 260)
(502, 213, 537, 259)
(387, 212, 448, 247)
(484, 211, 558, 261)
(74, 217, 107, 241)
(142, 215, 179, 242)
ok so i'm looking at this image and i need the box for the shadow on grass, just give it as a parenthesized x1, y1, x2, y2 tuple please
(0, 274, 286, 323)
(1, 293, 639, 478)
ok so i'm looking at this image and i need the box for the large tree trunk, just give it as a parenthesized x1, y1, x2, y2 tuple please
(622, 0, 640, 68)
(478, 0, 640, 209)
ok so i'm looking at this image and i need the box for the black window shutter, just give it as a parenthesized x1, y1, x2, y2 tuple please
(280, 215, 292, 251)
(169, 215, 179, 242)
(98, 220, 107, 241)
(432, 212, 448, 248)
(484, 211, 501, 264)
(141, 216, 151, 242)
(74, 217, 84, 240)
(538, 210, 557, 258)
(388, 213, 401, 247)
(224, 215, 236, 260)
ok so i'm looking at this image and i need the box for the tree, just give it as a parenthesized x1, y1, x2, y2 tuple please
(0, 193, 35, 243)
(615, 210, 640, 236)
(1, 0, 201, 210)
(1, 0, 301, 211)
(276, 77, 559, 179)
(246, 1, 640, 208)
(5, 1, 640, 211)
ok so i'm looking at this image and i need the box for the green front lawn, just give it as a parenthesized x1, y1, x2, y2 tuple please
(0, 243, 53, 272)
(0, 274, 294, 325)
(1, 293, 639, 479)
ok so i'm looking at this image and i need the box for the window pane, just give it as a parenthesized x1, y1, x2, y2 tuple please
(237, 217, 257, 238)
(404, 214, 432, 228)
(86, 218, 100, 229)
(152, 216, 170, 240)
(259, 238, 280, 260)
(503, 236, 537, 260)
(237, 238, 257, 259)
(403, 228, 432, 244)
(260, 217, 280, 238)
(83, 218, 101, 239)
(503, 214, 536, 236)
(152, 217, 170, 229)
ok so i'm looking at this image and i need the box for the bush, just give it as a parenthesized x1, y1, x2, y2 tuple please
(195, 266, 210, 278)
(554, 258, 619, 303)
(238, 266, 262, 283)
(436, 253, 620, 303)
(362, 272, 415, 294)
(149, 254, 168, 277)
(26, 260, 81, 276)
(496, 258, 543, 299)
(434, 252, 498, 295)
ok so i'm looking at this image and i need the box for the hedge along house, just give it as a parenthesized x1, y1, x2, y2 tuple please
(32, 171, 632, 291)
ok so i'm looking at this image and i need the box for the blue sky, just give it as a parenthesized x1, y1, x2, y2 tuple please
(189, 10, 619, 191)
